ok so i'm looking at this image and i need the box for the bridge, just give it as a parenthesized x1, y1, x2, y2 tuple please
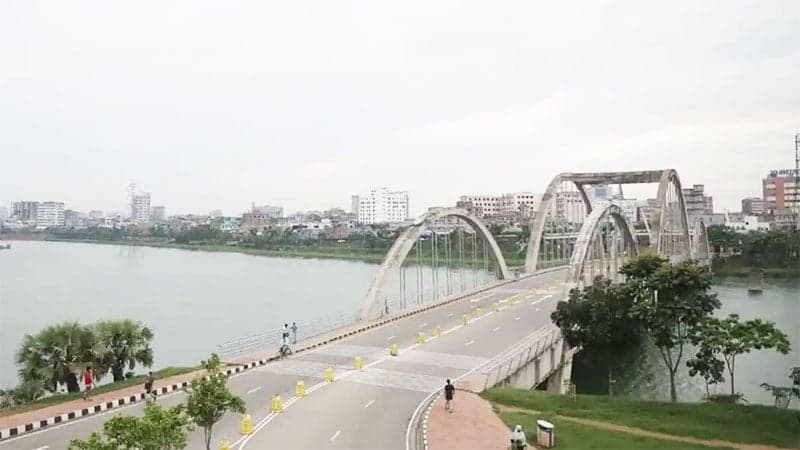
(0, 169, 710, 450)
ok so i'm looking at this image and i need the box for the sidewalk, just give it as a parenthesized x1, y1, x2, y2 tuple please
(0, 370, 200, 431)
(427, 390, 510, 450)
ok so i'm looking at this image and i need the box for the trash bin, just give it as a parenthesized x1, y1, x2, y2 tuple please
(536, 420, 554, 448)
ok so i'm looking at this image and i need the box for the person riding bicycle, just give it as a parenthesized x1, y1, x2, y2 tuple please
(280, 332, 292, 357)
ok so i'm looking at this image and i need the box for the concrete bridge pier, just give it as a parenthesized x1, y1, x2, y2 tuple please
(546, 344, 575, 394)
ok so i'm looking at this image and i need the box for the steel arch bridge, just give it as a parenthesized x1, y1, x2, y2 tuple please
(359, 169, 711, 322)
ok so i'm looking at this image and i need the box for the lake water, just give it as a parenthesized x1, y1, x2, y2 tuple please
(0, 240, 495, 388)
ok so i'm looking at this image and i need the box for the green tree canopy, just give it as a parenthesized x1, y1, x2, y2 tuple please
(68, 402, 193, 450)
(93, 320, 154, 382)
(185, 354, 246, 450)
(551, 276, 643, 395)
(16, 322, 96, 393)
(621, 254, 720, 402)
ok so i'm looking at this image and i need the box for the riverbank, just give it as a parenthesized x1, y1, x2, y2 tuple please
(39, 237, 529, 267)
(482, 388, 800, 449)
(712, 261, 800, 279)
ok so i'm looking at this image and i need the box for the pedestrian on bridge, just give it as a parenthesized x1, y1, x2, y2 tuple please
(291, 322, 298, 344)
(444, 379, 455, 413)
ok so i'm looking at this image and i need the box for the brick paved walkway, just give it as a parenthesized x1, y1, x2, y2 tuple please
(428, 390, 511, 450)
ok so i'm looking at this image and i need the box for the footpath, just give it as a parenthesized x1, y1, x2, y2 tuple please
(427, 394, 798, 450)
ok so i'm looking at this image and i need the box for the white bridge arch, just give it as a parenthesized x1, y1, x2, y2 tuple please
(360, 207, 512, 321)
(525, 169, 694, 273)
(567, 204, 639, 285)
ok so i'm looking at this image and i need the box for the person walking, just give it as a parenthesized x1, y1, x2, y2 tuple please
(144, 371, 156, 400)
(82, 366, 93, 400)
(291, 322, 298, 344)
(444, 379, 455, 412)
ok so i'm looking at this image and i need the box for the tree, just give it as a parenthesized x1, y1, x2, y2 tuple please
(761, 367, 800, 409)
(698, 314, 791, 396)
(551, 276, 642, 396)
(16, 322, 96, 392)
(93, 320, 154, 382)
(0, 379, 44, 409)
(185, 354, 246, 450)
(69, 402, 193, 450)
(622, 254, 720, 402)
(686, 345, 725, 398)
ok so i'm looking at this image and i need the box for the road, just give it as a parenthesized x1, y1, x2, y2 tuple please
(1, 268, 567, 450)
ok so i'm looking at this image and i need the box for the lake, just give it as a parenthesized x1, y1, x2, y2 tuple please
(0, 240, 495, 388)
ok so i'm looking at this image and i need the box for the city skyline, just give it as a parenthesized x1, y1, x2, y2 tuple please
(2, 2, 798, 216)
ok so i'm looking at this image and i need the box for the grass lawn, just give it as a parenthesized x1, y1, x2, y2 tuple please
(497, 411, 733, 450)
(483, 389, 800, 449)
(0, 366, 196, 416)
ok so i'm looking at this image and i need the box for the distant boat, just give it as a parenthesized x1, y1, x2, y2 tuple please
(0, 243, 10, 250)
(747, 269, 764, 295)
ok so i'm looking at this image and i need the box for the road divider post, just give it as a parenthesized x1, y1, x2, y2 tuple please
(271, 394, 282, 413)
(240, 414, 252, 435)
(355, 356, 363, 370)
(461, 314, 468, 326)
(417, 332, 426, 344)
(296, 380, 306, 397)
(434, 325, 441, 337)
(325, 367, 334, 382)
(390, 343, 399, 356)
(220, 440, 231, 450)
(493, 302, 499, 312)
(475, 307, 483, 317)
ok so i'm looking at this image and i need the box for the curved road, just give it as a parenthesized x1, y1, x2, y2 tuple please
(1, 269, 566, 450)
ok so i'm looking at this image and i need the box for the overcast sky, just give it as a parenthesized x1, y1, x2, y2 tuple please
(1, 1, 798, 216)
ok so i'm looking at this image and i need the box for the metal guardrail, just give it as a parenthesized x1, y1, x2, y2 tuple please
(216, 311, 357, 357)
(478, 325, 562, 391)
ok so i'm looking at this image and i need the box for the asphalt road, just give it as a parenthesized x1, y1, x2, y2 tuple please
(1, 268, 567, 450)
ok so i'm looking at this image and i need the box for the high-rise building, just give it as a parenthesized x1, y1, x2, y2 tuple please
(351, 195, 360, 215)
(356, 188, 409, 224)
(458, 195, 501, 217)
(89, 210, 104, 219)
(498, 193, 542, 220)
(763, 169, 800, 214)
(152, 206, 166, 222)
(587, 184, 613, 201)
(0, 206, 8, 221)
(131, 193, 152, 223)
(12, 201, 38, 223)
(64, 209, 83, 227)
(682, 184, 713, 225)
(35, 202, 65, 229)
(251, 204, 283, 219)
(550, 191, 587, 224)
(741, 197, 766, 216)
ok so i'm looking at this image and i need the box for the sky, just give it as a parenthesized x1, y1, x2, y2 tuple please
(1, 1, 798, 217)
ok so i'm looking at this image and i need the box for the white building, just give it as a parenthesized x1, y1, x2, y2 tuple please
(356, 188, 409, 224)
(35, 202, 65, 229)
(131, 193, 151, 223)
(152, 206, 166, 222)
(458, 195, 500, 217)
(550, 191, 586, 224)
(498, 192, 542, 219)
(252, 204, 283, 219)
(725, 213, 770, 233)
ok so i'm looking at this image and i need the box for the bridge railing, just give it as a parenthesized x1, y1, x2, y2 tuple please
(216, 311, 356, 358)
(477, 324, 562, 391)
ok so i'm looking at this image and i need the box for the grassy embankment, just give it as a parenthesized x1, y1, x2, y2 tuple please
(712, 259, 800, 279)
(0, 367, 196, 416)
(483, 388, 800, 449)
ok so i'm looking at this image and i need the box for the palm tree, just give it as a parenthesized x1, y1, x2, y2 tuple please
(16, 322, 96, 393)
(93, 320, 154, 382)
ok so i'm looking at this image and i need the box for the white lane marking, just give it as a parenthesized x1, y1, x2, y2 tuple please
(465, 340, 474, 346)
(330, 430, 342, 442)
(246, 386, 262, 395)
(387, 335, 396, 341)
(469, 294, 491, 303)
(535, 307, 540, 312)
(515, 317, 521, 321)
(364, 399, 375, 409)
(419, 322, 428, 328)
(33, 447, 49, 450)
(530, 294, 553, 305)
(492, 326, 501, 332)
(447, 313, 454, 317)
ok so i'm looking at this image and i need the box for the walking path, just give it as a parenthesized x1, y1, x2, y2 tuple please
(427, 390, 509, 450)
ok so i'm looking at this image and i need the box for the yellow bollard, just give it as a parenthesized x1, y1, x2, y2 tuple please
(475, 307, 483, 317)
(220, 440, 231, 450)
(354, 356, 363, 370)
(434, 325, 441, 337)
(493, 302, 499, 312)
(417, 332, 426, 344)
(325, 366, 334, 382)
(240, 414, 252, 435)
(296, 380, 306, 397)
(271, 394, 282, 413)
(389, 343, 399, 356)
(461, 314, 468, 326)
